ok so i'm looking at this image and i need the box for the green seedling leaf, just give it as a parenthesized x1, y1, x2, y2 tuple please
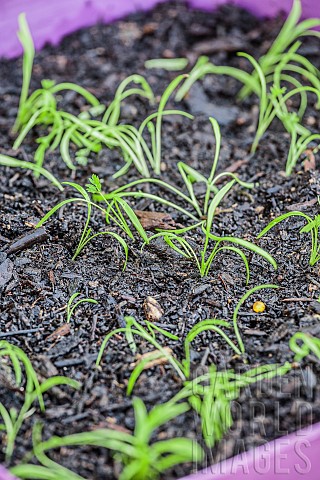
(290, 332, 320, 362)
(86, 174, 102, 194)
(212, 234, 278, 271)
(0, 154, 63, 191)
(145, 58, 189, 71)
(116, 197, 149, 244)
(14, 13, 35, 131)
(66, 292, 98, 324)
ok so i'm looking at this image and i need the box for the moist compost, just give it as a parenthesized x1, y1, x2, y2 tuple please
(1, 2, 320, 478)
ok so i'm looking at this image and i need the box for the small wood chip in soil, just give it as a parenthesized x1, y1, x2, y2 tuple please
(135, 210, 177, 230)
(243, 329, 267, 336)
(286, 198, 317, 211)
(130, 347, 173, 370)
(143, 296, 164, 321)
(47, 323, 71, 342)
(303, 148, 316, 171)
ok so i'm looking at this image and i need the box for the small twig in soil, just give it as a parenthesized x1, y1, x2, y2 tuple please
(62, 412, 90, 425)
(0, 327, 43, 338)
(200, 347, 210, 366)
(54, 354, 98, 368)
(6, 227, 48, 255)
(0, 234, 10, 243)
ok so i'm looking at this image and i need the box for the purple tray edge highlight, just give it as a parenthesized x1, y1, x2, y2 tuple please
(0, 466, 16, 480)
(1, 0, 320, 58)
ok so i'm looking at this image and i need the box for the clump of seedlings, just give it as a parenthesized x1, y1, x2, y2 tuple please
(36, 174, 148, 264)
(146, 218, 276, 280)
(11, 399, 203, 480)
(95, 118, 276, 279)
(35, 119, 276, 279)
(175, 0, 320, 174)
(96, 313, 291, 451)
(169, 362, 291, 448)
(237, 51, 320, 174)
(95, 316, 182, 394)
(0, 341, 80, 462)
(177, 0, 320, 102)
(258, 209, 320, 266)
(105, 117, 252, 221)
(13, 14, 104, 171)
(99, 74, 193, 178)
(5, 353, 290, 480)
(13, 14, 196, 178)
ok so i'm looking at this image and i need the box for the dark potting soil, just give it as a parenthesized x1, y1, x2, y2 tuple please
(1, 2, 320, 478)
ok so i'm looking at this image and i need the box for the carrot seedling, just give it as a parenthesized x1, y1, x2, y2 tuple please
(36, 174, 149, 265)
(258, 210, 320, 266)
(0, 341, 80, 461)
(66, 292, 98, 324)
(169, 362, 291, 448)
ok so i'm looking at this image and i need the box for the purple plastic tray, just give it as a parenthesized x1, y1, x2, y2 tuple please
(0, 466, 16, 480)
(1, 0, 320, 58)
(1, 0, 320, 479)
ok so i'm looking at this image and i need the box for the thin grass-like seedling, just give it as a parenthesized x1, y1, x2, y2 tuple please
(66, 292, 98, 323)
(129, 75, 194, 177)
(13, 13, 35, 132)
(289, 332, 320, 362)
(96, 316, 184, 393)
(146, 220, 277, 280)
(145, 58, 189, 71)
(169, 362, 291, 447)
(0, 154, 63, 191)
(102, 74, 154, 126)
(175, 55, 257, 102)
(258, 210, 320, 266)
(0, 341, 80, 461)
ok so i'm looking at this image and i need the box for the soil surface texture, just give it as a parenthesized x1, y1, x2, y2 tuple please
(0, 2, 320, 479)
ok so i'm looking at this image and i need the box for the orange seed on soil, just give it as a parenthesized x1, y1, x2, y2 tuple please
(253, 301, 266, 313)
